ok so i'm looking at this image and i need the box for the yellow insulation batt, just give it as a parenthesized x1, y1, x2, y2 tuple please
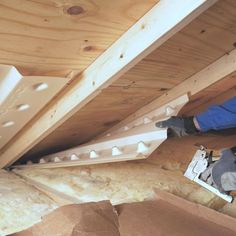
(0, 170, 57, 235)
(14, 161, 216, 206)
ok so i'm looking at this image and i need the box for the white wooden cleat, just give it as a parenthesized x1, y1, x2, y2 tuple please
(137, 141, 149, 154)
(70, 154, 79, 161)
(53, 157, 61, 162)
(143, 117, 152, 124)
(112, 146, 123, 156)
(39, 158, 47, 164)
(90, 150, 99, 159)
(165, 106, 175, 116)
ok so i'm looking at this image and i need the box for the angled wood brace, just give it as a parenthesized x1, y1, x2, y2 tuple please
(13, 94, 189, 169)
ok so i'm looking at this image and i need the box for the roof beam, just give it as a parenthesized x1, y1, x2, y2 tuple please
(0, 0, 216, 168)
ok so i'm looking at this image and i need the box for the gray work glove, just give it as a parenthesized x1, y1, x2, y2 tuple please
(200, 148, 236, 193)
(155, 116, 198, 137)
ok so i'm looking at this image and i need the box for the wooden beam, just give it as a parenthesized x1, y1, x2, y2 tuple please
(0, 0, 216, 168)
(104, 49, 236, 135)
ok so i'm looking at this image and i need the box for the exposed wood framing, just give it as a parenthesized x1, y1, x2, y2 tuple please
(24, 0, 236, 157)
(0, 0, 216, 168)
(104, 48, 236, 135)
(12, 94, 188, 169)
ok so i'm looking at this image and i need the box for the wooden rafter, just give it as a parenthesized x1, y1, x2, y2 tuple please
(0, 0, 216, 168)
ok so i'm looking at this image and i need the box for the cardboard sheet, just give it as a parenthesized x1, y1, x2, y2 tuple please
(12, 201, 120, 236)
(11, 191, 236, 236)
(116, 191, 236, 236)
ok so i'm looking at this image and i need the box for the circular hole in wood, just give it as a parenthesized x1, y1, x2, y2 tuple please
(17, 104, 30, 111)
(2, 121, 15, 127)
(34, 83, 48, 92)
(67, 6, 84, 15)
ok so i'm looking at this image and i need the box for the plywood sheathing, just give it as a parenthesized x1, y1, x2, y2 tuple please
(0, 0, 159, 76)
(22, 0, 236, 160)
(0, 170, 57, 235)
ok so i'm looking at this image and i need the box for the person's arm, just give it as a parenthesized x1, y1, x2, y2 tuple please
(195, 96, 236, 132)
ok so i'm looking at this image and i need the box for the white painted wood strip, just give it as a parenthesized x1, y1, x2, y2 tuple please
(100, 94, 189, 138)
(0, 65, 68, 150)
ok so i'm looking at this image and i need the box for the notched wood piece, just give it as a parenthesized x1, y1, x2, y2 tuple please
(0, 65, 68, 150)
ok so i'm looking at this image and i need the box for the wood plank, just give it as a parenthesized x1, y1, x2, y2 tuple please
(23, 0, 236, 159)
(0, 0, 160, 77)
(0, 65, 68, 149)
(0, 0, 215, 168)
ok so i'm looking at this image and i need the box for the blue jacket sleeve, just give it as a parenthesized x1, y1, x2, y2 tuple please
(195, 96, 236, 132)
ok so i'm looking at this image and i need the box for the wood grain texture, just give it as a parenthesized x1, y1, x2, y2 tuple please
(1, 0, 214, 167)
(181, 72, 236, 115)
(0, 0, 158, 76)
(21, 0, 236, 161)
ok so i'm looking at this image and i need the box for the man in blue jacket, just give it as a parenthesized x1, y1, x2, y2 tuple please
(155, 96, 236, 194)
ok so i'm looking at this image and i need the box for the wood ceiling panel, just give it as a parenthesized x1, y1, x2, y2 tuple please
(20, 0, 236, 160)
(0, 0, 158, 77)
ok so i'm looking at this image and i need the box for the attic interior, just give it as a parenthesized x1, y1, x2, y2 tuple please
(1, 0, 236, 235)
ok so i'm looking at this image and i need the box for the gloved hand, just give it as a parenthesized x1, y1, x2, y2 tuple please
(155, 116, 198, 137)
(200, 147, 236, 193)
